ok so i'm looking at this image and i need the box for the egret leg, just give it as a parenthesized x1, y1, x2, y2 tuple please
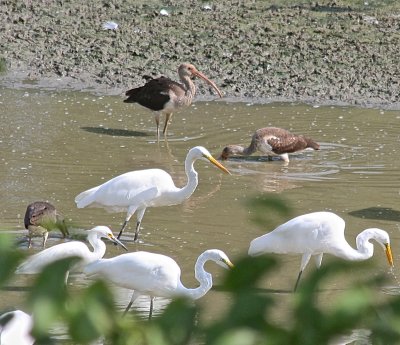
(27, 235, 32, 249)
(163, 113, 172, 137)
(149, 297, 154, 320)
(117, 221, 128, 240)
(133, 221, 141, 242)
(123, 291, 139, 316)
(293, 270, 303, 292)
(133, 208, 146, 242)
(294, 253, 312, 292)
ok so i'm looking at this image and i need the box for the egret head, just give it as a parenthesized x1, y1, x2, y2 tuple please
(204, 249, 234, 269)
(359, 228, 393, 267)
(189, 146, 231, 175)
(89, 226, 128, 251)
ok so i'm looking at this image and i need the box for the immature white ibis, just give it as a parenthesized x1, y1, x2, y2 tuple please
(84, 249, 233, 319)
(124, 63, 223, 139)
(219, 127, 320, 163)
(75, 146, 230, 242)
(248, 212, 394, 291)
(24, 201, 69, 248)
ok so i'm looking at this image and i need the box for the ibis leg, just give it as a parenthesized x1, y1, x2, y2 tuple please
(163, 113, 172, 136)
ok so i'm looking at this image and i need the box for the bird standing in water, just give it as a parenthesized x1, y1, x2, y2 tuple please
(219, 127, 320, 162)
(84, 249, 234, 319)
(75, 146, 230, 242)
(248, 211, 394, 291)
(16, 226, 127, 282)
(124, 63, 223, 139)
(24, 201, 69, 248)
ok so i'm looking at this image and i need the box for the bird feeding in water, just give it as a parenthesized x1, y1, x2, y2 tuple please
(124, 63, 223, 139)
(84, 249, 234, 319)
(248, 211, 394, 291)
(24, 201, 69, 248)
(16, 226, 127, 283)
(219, 127, 320, 163)
(75, 146, 231, 242)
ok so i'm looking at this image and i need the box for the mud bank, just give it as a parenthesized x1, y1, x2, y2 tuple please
(1, 1, 399, 109)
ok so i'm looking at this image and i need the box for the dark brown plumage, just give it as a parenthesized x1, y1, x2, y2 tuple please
(24, 201, 69, 248)
(219, 127, 320, 162)
(124, 63, 222, 139)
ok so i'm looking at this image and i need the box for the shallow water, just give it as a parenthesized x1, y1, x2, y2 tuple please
(1, 87, 400, 342)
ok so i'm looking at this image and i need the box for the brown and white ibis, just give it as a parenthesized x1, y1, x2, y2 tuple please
(75, 146, 230, 242)
(219, 127, 320, 163)
(24, 201, 69, 248)
(124, 63, 223, 139)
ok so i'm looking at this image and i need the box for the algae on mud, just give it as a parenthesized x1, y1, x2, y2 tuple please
(0, 0, 399, 109)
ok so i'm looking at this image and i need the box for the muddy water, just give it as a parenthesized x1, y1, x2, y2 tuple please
(1, 87, 400, 340)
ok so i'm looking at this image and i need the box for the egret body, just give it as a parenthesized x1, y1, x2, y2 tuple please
(84, 249, 234, 318)
(75, 146, 230, 242)
(248, 211, 394, 291)
(16, 226, 127, 277)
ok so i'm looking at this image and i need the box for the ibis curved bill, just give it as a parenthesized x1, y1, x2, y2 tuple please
(124, 63, 223, 139)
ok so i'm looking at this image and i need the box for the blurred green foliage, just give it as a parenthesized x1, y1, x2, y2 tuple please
(1, 196, 400, 344)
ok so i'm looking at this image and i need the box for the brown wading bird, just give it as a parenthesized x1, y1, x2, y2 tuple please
(219, 127, 320, 163)
(124, 63, 223, 139)
(24, 201, 69, 248)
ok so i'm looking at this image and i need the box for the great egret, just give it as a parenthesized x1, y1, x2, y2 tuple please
(84, 249, 234, 318)
(248, 211, 394, 291)
(16, 226, 127, 280)
(75, 146, 230, 242)
(219, 127, 320, 162)
(124, 63, 223, 139)
(24, 201, 69, 248)
(0, 310, 34, 345)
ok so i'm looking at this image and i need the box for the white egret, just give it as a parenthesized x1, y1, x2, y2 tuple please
(84, 249, 234, 318)
(24, 201, 69, 248)
(75, 146, 230, 242)
(16, 226, 127, 280)
(219, 127, 320, 163)
(0, 310, 34, 345)
(248, 211, 394, 291)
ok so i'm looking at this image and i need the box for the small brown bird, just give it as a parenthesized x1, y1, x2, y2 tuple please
(219, 127, 320, 163)
(24, 201, 69, 248)
(124, 63, 223, 139)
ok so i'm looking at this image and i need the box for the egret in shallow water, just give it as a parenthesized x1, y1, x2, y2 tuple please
(0, 310, 34, 345)
(248, 211, 394, 291)
(75, 146, 230, 242)
(219, 127, 320, 163)
(24, 201, 69, 248)
(84, 249, 234, 319)
(16, 226, 127, 280)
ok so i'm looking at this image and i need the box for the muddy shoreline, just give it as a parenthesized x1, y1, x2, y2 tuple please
(1, 1, 399, 109)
